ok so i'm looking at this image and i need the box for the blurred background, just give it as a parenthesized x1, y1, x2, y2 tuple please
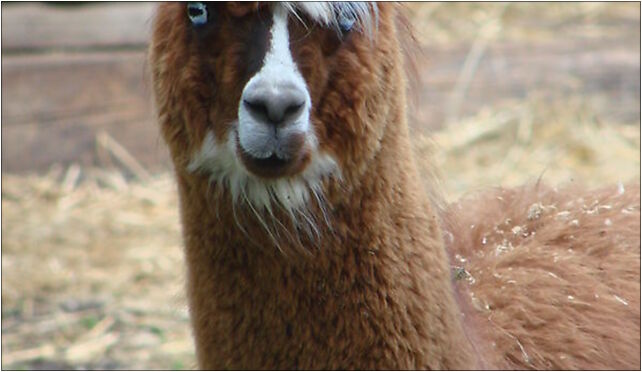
(2, 2, 639, 370)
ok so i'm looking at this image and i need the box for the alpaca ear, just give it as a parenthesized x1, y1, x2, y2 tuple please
(187, 2, 209, 27)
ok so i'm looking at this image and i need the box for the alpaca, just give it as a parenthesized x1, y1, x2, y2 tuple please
(149, 2, 640, 369)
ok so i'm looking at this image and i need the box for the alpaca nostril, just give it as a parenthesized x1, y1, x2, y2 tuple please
(284, 101, 304, 118)
(242, 85, 307, 125)
(243, 99, 270, 121)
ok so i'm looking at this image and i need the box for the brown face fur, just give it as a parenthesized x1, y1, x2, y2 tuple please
(150, 2, 399, 186)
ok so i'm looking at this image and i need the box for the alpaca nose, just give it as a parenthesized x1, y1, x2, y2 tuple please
(242, 84, 306, 126)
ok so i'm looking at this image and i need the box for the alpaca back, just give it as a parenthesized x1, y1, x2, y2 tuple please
(444, 182, 640, 369)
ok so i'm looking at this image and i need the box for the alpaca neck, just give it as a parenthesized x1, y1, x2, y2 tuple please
(176, 120, 479, 369)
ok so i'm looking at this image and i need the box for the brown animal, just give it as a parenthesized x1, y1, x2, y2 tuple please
(149, 2, 640, 369)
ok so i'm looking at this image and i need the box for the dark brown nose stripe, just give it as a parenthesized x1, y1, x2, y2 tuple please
(242, 10, 273, 80)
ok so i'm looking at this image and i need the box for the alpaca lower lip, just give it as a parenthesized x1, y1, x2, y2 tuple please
(240, 152, 299, 179)
(236, 136, 308, 179)
(249, 154, 289, 170)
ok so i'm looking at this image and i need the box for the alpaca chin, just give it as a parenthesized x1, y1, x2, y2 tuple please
(187, 129, 341, 220)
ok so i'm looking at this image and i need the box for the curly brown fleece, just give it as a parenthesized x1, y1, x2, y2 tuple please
(444, 182, 640, 369)
(149, 2, 640, 370)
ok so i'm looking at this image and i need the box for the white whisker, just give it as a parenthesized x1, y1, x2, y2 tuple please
(188, 129, 340, 251)
(242, 184, 283, 253)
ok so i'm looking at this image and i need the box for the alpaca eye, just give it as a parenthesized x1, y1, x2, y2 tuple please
(337, 9, 356, 33)
(187, 2, 208, 27)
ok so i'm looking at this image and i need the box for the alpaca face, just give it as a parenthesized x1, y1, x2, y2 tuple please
(236, 6, 314, 181)
(151, 2, 391, 213)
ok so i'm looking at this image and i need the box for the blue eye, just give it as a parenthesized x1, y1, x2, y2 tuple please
(187, 2, 208, 27)
(337, 9, 356, 33)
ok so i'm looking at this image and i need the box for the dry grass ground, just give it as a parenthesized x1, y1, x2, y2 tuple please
(2, 3, 639, 370)
(2, 170, 190, 369)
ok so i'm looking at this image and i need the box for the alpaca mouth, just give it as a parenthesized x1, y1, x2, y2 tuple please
(235, 133, 310, 179)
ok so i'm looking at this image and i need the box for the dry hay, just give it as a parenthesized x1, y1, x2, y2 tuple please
(2, 167, 195, 369)
(415, 96, 640, 203)
(406, 2, 638, 46)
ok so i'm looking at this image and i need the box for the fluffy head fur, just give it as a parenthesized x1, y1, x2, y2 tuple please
(283, 2, 378, 37)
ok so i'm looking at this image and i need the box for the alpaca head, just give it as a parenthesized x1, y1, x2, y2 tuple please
(150, 2, 405, 216)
